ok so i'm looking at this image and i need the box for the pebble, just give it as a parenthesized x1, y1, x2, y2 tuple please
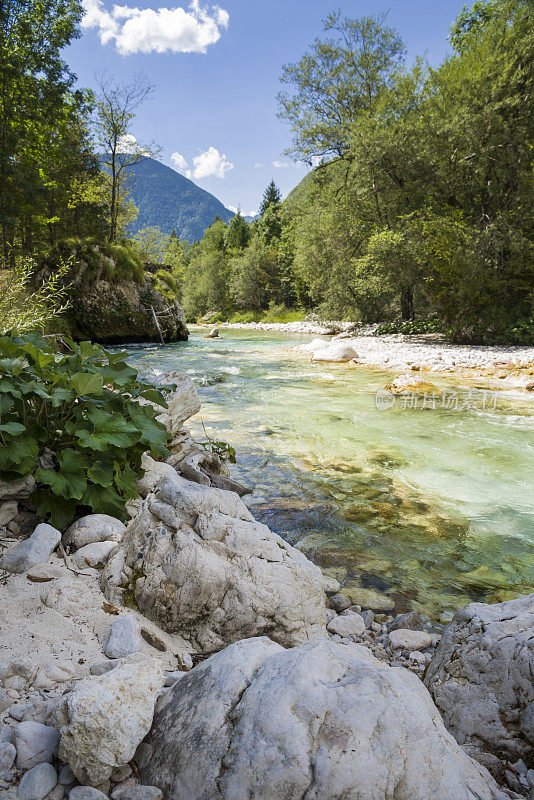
(0, 688, 14, 713)
(10, 704, 31, 721)
(48, 786, 65, 800)
(328, 594, 352, 613)
(0, 725, 13, 743)
(74, 541, 118, 569)
(327, 613, 366, 637)
(14, 721, 59, 769)
(0, 523, 61, 574)
(58, 766, 76, 786)
(114, 787, 162, 800)
(104, 615, 143, 659)
(0, 741, 16, 775)
(89, 660, 121, 676)
(110, 764, 132, 782)
(69, 788, 109, 800)
(388, 612, 424, 631)
(111, 777, 136, 799)
(408, 651, 427, 666)
(527, 770, 534, 789)
(361, 610, 374, 628)
(388, 629, 432, 652)
(17, 763, 57, 800)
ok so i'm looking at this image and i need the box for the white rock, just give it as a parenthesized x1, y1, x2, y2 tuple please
(74, 541, 118, 569)
(389, 628, 432, 651)
(33, 660, 76, 689)
(102, 473, 327, 651)
(68, 788, 109, 800)
(298, 338, 331, 353)
(322, 575, 341, 595)
(157, 373, 201, 435)
(425, 593, 534, 763)
(63, 515, 125, 551)
(142, 637, 508, 800)
(104, 615, 143, 659)
(14, 721, 59, 769)
(136, 455, 177, 498)
(54, 659, 163, 786)
(0, 524, 61, 574)
(17, 762, 57, 800)
(311, 342, 359, 362)
(327, 613, 366, 637)
(0, 741, 16, 775)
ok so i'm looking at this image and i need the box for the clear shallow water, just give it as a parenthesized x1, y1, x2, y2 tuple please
(127, 329, 534, 619)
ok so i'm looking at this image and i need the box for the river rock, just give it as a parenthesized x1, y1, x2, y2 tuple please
(157, 373, 201, 435)
(102, 473, 327, 650)
(0, 476, 35, 502)
(389, 628, 432, 651)
(342, 586, 395, 611)
(104, 615, 142, 659)
(64, 515, 126, 551)
(299, 338, 330, 353)
(14, 721, 59, 769)
(142, 637, 508, 800)
(137, 455, 177, 497)
(0, 524, 61, 574)
(385, 374, 436, 394)
(0, 501, 18, 527)
(69, 788, 109, 800)
(311, 342, 358, 362)
(388, 611, 425, 631)
(53, 659, 163, 786)
(74, 541, 118, 569)
(327, 613, 366, 637)
(425, 593, 534, 763)
(17, 763, 57, 800)
(0, 741, 16, 775)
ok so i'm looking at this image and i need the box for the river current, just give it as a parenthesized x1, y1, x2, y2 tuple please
(127, 328, 534, 620)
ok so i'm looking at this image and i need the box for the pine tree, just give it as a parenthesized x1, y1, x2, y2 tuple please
(259, 180, 282, 214)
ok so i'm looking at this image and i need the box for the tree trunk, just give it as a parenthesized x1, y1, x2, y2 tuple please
(400, 286, 414, 320)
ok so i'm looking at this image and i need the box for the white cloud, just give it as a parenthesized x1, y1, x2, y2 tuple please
(253, 162, 263, 168)
(81, 0, 229, 55)
(116, 134, 149, 155)
(187, 146, 234, 180)
(171, 151, 189, 172)
(273, 160, 290, 168)
(228, 205, 238, 213)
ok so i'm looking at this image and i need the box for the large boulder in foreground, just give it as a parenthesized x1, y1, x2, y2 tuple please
(142, 638, 507, 800)
(425, 593, 534, 764)
(102, 473, 327, 650)
(54, 659, 163, 786)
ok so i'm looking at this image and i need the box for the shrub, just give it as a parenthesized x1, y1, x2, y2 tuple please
(46, 237, 146, 284)
(0, 334, 174, 528)
(0, 256, 71, 336)
(374, 318, 442, 335)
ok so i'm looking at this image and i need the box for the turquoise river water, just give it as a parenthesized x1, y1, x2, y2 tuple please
(128, 328, 534, 619)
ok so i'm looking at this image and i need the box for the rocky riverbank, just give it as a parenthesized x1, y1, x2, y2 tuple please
(1, 372, 532, 800)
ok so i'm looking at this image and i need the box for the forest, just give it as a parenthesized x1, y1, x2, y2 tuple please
(1, 0, 533, 342)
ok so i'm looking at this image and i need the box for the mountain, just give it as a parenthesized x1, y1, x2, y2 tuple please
(119, 157, 235, 242)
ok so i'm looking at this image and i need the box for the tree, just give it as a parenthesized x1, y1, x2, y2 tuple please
(0, 0, 93, 260)
(277, 11, 405, 163)
(94, 72, 157, 243)
(259, 181, 282, 214)
(224, 211, 251, 251)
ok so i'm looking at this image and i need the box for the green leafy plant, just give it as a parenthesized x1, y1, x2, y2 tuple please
(199, 421, 236, 464)
(0, 256, 71, 336)
(0, 333, 174, 528)
(374, 318, 442, 335)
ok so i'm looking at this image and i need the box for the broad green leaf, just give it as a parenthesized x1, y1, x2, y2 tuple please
(0, 422, 25, 435)
(0, 437, 38, 475)
(31, 490, 78, 529)
(70, 372, 104, 396)
(87, 454, 116, 487)
(35, 448, 87, 500)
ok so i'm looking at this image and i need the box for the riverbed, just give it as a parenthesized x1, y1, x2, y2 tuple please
(128, 329, 534, 620)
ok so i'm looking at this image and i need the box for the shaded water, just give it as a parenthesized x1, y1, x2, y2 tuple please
(128, 329, 534, 619)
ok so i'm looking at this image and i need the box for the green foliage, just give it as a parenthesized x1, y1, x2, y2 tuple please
(131, 226, 168, 263)
(0, 255, 71, 335)
(48, 237, 146, 284)
(375, 319, 442, 335)
(224, 212, 251, 251)
(0, 334, 173, 528)
(199, 424, 236, 464)
(259, 181, 282, 215)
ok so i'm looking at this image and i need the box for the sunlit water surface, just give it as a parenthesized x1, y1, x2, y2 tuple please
(127, 329, 534, 619)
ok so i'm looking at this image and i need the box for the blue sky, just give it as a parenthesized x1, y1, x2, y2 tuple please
(68, 0, 467, 216)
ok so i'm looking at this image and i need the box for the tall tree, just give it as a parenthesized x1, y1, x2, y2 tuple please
(0, 0, 85, 259)
(259, 181, 282, 214)
(277, 11, 405, 163)
(94, 72, 157, 243)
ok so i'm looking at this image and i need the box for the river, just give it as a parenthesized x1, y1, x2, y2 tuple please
(127, 328, 534, 620)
